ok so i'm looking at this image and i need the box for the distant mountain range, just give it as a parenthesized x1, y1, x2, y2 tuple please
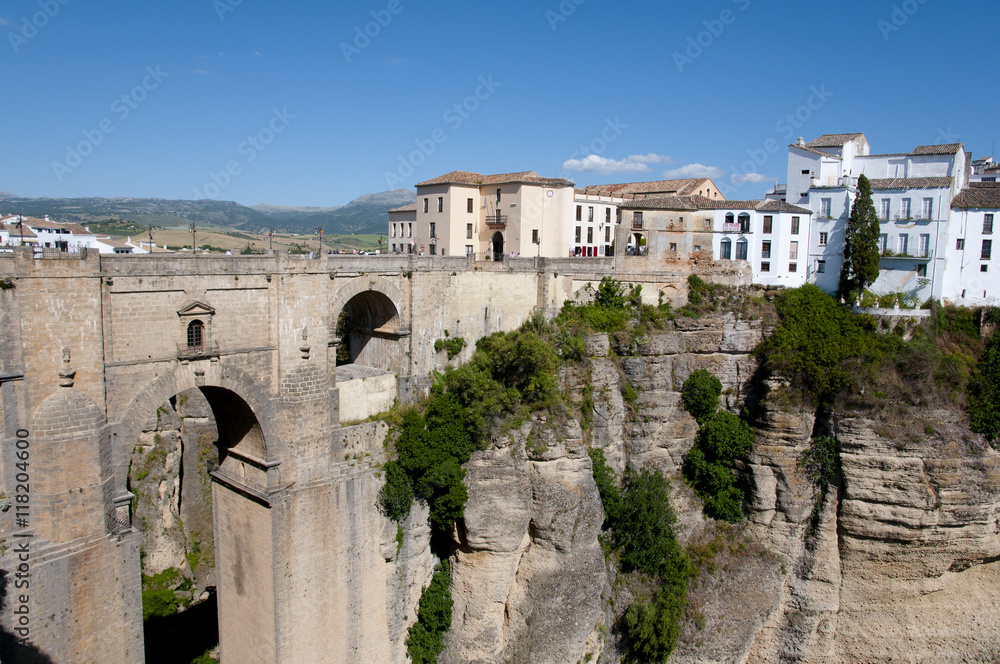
(0, 189, 416, 235)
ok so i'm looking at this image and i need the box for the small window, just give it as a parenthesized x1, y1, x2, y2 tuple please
(693, 245, 701, 252)
(898, 234, 908, 255)
(982, 239, 992, 260)
(466, 245, 474, 256)
(761, 262, 770, 272)
(532, 229, 539, 244)
(605, 227, 610, 242)
(922, 198, 933, 219)
(879, 233, 888, 254)
(735, 239, 748, 260)
(789, 263, 797, 273)
(408, 223, 413, 237)
(901, 198, 912, 219)
(606, 208, 611, 223)
(761, 241, 771, 259)
(985, 214, 995, 234)
(821, 198, 832, 218)
(588, 206, 594, 222)
(670, 242, 678, 252)
(187, 320, 204, 349)
(789, 241, 798, 260)
(438, 197, 443, 213)
(633, 211, 643, 227)
(957, 238, 965, 250)
(467, 198, 474, 213)
(587, 227, 593, 243)
(982, 264, 989, 273)
(819, 232, 828, 246)
(881, 199, 891, 220)
(423, 198, 429, 213)
(801, 169, 810, 175)
(430, 222, 436, 238)
(791, 216, 800, 235)
(430, 244, 436, 255)
(575, 227, 581, 243)
(817, 260, 826, 273)
(466, 223, 473, 239)
(391, 223, 396, 238)
(763, 216, 773, 234)
(917, 264, 927, 277)
(576, 205, 582, 222)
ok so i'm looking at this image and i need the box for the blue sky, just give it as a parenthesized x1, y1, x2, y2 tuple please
(1, 0, 997, 206)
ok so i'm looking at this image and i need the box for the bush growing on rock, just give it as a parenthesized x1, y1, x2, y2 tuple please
(968, 333, 1000, 444)
(406, 561, 453, 664)
(588, 450, 689, 662)
(681, 369, 723, 424)
(683, 411, 754, 522)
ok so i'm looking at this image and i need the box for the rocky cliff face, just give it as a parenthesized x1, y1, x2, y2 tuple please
(430, 312, 1000, 663)
(129, 389, 218, 595)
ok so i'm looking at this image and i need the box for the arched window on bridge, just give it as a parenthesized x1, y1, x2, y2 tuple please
(187, 320, 204, 349)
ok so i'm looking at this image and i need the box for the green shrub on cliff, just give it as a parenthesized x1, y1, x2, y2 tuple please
(683, 411, 754, 522)
(968, 333, 1000, 444)
(588, 450, 689, 662)
(406, 561, 453, 664)
(756, 285, 879, 402)
(681, 369, 723, 425)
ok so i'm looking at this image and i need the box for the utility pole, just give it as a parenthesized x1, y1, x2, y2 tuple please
(317, 227, 323, 255)
(148, 225, 154, 252)
(268, 228, 274, 252)
(189, 222, 197, 254)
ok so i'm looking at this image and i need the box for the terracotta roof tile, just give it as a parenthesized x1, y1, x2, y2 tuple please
(911, 143, 964, 156)
(806, 133, 866, 148)
(581, 178, 717, 197)
(868, 177, 953, 190)
(416, 170, 574, 187)
(388, 203, 417, 213)
(952, 183, 1000, 209)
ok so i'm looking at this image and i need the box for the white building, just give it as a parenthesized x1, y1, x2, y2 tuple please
(769, 134, 972, 303)
(943, 183, 1000, 305)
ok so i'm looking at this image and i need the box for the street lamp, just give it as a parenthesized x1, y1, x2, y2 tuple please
(189, 223, 197, 254)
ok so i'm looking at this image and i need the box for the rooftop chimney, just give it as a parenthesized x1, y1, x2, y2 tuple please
(797, 137, 805, 147)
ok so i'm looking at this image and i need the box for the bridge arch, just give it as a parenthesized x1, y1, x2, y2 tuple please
(330, 277, 409, 373)
(113, 364, 281, 664)
(113, 363, 276, 475)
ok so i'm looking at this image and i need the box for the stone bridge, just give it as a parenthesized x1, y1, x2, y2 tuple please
(0, 248, 697, 663)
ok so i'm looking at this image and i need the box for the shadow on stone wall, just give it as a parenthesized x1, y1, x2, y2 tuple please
(0, 570, 55, 664)
(143, 588, 218, 664)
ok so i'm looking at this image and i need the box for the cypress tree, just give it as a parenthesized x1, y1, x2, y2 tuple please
(839, 174, 881, 300)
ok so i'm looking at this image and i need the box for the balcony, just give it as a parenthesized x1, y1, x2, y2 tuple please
(177, 340, 220, 360)
(880, 251, 933, 261)
(486, 215, 508, 228)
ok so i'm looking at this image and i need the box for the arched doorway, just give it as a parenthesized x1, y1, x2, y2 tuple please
(628, 232, 645, 256)
(492, 231, 504, 261)
(334, 289, 403, 372)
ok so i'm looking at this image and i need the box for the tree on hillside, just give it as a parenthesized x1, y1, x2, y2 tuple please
(839, 174, 882, 300)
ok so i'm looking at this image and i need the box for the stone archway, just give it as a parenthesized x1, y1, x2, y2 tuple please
(330, 278, 409, 375)
(115, 368, 280, 664)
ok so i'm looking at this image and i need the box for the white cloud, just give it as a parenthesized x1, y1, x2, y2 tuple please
(730, 172, 771, 185)
(562, 153, 671, 175)
(193, 69, 209, 75)
(0, 17, 9, 26)
(662, 163, 725, 179)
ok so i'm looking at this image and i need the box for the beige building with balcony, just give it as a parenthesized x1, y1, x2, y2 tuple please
(408, 171, 575, 260)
